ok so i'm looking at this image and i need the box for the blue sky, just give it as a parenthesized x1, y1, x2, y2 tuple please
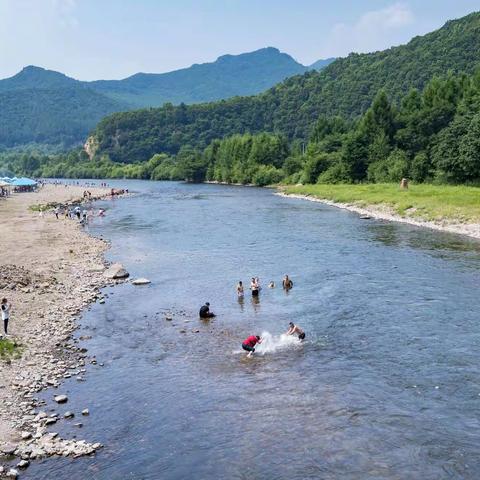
(0, 0, 478, 80)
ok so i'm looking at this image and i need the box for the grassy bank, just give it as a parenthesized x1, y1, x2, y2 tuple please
(282, 184, 480, 223)
(0, 338, 19, 359)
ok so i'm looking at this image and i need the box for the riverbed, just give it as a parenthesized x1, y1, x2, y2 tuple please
(25, 181, 480, 480)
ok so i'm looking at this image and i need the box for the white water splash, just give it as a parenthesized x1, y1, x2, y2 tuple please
(254, 331, 301, 355)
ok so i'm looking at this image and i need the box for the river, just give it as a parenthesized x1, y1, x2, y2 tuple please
(25, 181, 480, 479)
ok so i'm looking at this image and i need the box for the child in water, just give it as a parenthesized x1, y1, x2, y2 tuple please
(237, 281, 244, 297)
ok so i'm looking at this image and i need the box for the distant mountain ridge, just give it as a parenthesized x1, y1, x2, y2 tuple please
(0, 48, 334, 149)
(90, 47, 332, 107)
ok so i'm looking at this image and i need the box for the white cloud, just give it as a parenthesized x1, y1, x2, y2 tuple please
(325, 2, 415, 57)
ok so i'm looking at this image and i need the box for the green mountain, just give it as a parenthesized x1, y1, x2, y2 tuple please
(90, 11, 480, 164)
(90, 47, 312, 107)
(308, 58, 335, 70)
(0, 65, 80, 92)
(0, 49, 330, 149)
(0, 87, 126, 149)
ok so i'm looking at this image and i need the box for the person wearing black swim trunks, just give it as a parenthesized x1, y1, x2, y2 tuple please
(286, 322, 305, 340)
(250, 277, 259, 297)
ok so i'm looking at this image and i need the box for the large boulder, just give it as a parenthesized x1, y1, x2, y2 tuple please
(103, 263, 129, 279)
(1, 443, 17, 455)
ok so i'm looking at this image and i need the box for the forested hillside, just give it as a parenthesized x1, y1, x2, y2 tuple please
(90, 11, 480, 164)
(5, 67, 480, 185)
(0, 87, 126, 149)
(0, 49, 325, 149)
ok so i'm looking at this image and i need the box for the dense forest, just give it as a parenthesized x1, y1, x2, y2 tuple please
(0, 87, 125, 149)
(89, 12, 480, 164)
(0, 49, 327, 149)
(3, 67, 480, 185)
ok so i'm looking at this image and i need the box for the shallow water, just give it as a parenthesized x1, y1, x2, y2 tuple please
(25, 181, 480, 480)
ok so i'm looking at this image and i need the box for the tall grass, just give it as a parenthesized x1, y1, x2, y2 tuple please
(282, 184, 480, 222)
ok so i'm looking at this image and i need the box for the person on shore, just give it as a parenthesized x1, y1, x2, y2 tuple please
(199, 302, 215, 319)
(242, 335, 262, 357)
(286, 322, 305, 340)
(282, 275, 293, 290)
(82, 209, 88, 223)
(1, 298, 10, 336)
(54, 206, 59, 219)
(237, 281, 244, 298)
(250, 277, 259, 297)
(74, 206, 81, 220)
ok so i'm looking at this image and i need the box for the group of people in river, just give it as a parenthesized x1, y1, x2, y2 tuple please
(236, 274, 293, 298)
(198, 274, 303, 357)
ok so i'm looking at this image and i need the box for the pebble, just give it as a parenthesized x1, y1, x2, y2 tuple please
(6, 468, 18, 478)
(54, 395, 68, 404)
(132, 278, 151, 285)
(21, 431, 32, 440)
(64, 411, 74, 419)
(81, 409, 89, 416)
(17, 459, 30, 469)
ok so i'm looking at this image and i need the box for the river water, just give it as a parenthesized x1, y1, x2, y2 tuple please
(25, 181, 480, 480)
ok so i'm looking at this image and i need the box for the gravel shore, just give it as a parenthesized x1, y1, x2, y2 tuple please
(0, 184, 125, 474)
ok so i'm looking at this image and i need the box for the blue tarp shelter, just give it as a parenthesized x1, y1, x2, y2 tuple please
(10, 177, 37, 191)
(11, 177, 37, 186)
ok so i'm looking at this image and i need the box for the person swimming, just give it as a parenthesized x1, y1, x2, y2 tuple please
(237, 281, 244, 297)
(286, 322, 305, 340)
(242, 335, 262, 357)
(268, 281, 275, 288)
(199, 302, 215, 318)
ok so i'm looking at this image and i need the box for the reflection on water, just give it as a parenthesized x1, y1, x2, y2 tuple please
(369, 222, 480, 259)
(26, 181, 480, 480)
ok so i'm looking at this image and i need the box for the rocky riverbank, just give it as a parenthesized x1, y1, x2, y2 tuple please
(0, 185, 128, 477)
(277, 191, 480, 240)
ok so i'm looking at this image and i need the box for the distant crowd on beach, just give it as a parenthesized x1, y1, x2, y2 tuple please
(52, 204, 106, 225)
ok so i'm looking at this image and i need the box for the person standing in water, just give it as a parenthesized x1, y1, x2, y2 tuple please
(286, 322, 305, 340)
(250, 277, 259, 297)
(282, 275, 293, 290)
(242, 335, 262, 357)
(237, 281, 244, 298)
(1, 298, 11, 336)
